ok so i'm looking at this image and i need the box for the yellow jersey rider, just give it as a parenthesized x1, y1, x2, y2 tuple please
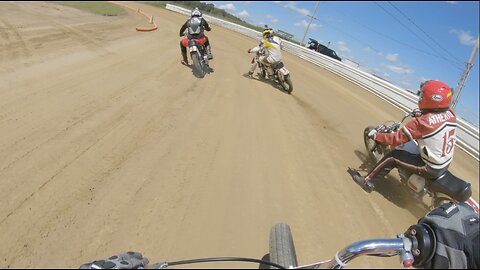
(246, 27, 283, 78)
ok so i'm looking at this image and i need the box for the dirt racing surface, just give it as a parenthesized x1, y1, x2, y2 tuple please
(1, 2, 478, 268)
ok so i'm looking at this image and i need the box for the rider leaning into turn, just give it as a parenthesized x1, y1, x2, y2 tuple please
(353, 80, 458, 193)
(179, 7, 213, 66)
(246, 27, 283, 78)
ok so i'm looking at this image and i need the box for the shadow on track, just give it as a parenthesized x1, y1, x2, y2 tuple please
(242, 73, 291, 95)
(349, 149, 429, 218)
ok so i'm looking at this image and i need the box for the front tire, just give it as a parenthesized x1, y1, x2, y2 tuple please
(364, 126, 382, 163)
(259, 64, 267, 79)
(282, 74, 293, 94)
(269, 223, 298, 269)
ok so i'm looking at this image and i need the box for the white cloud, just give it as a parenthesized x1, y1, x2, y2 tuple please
(218, 3, 236, 11)
(237, 10, 249, 18)
(334, 41, 350, 53)
(294, 20, 319, 30)
(386, 65, 414, 75)
(400, 81, 412, 87)
(385, 53, 399, 62)
(284, 2, 310, 16)
(446, 1, 458, 4)
(359, 66, 375, 74)
(266, 14, 279, 24)
(363, 47, 386, 57)
(449, 29, 477, 46)
(419, 76, 430, 82)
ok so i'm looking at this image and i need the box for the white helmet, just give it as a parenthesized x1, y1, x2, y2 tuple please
(191, 7, 202, 17)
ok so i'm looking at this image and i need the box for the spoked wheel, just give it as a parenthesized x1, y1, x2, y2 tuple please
(269, 223, 298, 269)
(280, 74, 293, 94)
(259, 67, 267, 80)
(191, 51, 206, 78)
(364, 126, 383, 163)
(256, 62, 267, 80)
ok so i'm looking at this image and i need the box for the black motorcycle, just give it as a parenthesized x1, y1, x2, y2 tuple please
(362, 109, 479, 212)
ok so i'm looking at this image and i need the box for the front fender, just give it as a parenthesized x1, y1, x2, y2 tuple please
(279, 67, 289, 76)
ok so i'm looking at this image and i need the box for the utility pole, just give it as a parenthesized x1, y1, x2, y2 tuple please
(452, 35, 479, 109)
(300, 1, 320, 46)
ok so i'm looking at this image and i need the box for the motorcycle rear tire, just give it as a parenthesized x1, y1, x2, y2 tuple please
(191, 51, 206, 78)
(269, 223, 298, 269)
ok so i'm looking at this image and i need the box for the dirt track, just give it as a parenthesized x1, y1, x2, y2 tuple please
(0, 2, 478, 268)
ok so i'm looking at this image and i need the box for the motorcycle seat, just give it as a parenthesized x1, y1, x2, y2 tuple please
(429, 171, 472, 202)
(271, 61, 284, 69)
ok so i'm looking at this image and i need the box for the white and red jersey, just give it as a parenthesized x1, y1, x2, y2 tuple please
(375, 109, 457, 170)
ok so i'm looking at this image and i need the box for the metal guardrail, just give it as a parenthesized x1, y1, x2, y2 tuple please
(166, 4, 479, 160)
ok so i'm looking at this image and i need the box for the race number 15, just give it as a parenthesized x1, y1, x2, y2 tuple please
(442, 129, 455, 157)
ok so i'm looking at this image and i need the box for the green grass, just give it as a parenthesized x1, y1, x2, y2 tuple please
(55, 1, 125, 16)
(141, 1, 167, 9)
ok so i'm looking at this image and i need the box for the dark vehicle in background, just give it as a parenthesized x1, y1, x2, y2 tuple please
(307, 38, 342, 62)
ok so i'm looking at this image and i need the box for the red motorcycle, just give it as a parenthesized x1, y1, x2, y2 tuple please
(181, 35, 211, 78)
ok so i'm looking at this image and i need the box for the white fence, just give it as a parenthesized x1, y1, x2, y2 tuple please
(166, 4, 479, 160)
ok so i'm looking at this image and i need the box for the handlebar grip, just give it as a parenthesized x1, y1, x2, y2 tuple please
(405, 223, 436, 268)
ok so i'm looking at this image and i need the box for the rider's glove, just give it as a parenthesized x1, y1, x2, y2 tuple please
(79, 251, 149, 269)
(367, 129, 377, 140)
(417, 202, 479, 269)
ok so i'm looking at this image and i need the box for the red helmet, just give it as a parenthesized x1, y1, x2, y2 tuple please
(418, 80, 453, 111)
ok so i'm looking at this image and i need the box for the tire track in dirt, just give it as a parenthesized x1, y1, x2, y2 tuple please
(0, 54, 190, 223)
(12, 2, 110, 54)
(0, 17, 32, 62)
(1, 66, 207, 267)
(1, 2, 478, 268)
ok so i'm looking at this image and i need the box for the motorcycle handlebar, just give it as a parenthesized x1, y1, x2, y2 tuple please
(83, 225, 435, 269)
(376, 109, 422, 133)
(302, 223, 435, 269)
(151, 237, 412, 269)
(319, 237, 414, 269)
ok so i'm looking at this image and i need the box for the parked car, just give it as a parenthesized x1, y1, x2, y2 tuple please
(306, 38, 342, 62)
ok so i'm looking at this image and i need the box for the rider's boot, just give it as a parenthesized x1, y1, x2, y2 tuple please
(181, 53, 189, 66)
(243, 71, 253, 78)
(206, 45, 213, 60)
(353, 174, 375, 193)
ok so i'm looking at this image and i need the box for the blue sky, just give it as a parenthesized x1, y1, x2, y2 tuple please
(205, 1, 479, 126)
